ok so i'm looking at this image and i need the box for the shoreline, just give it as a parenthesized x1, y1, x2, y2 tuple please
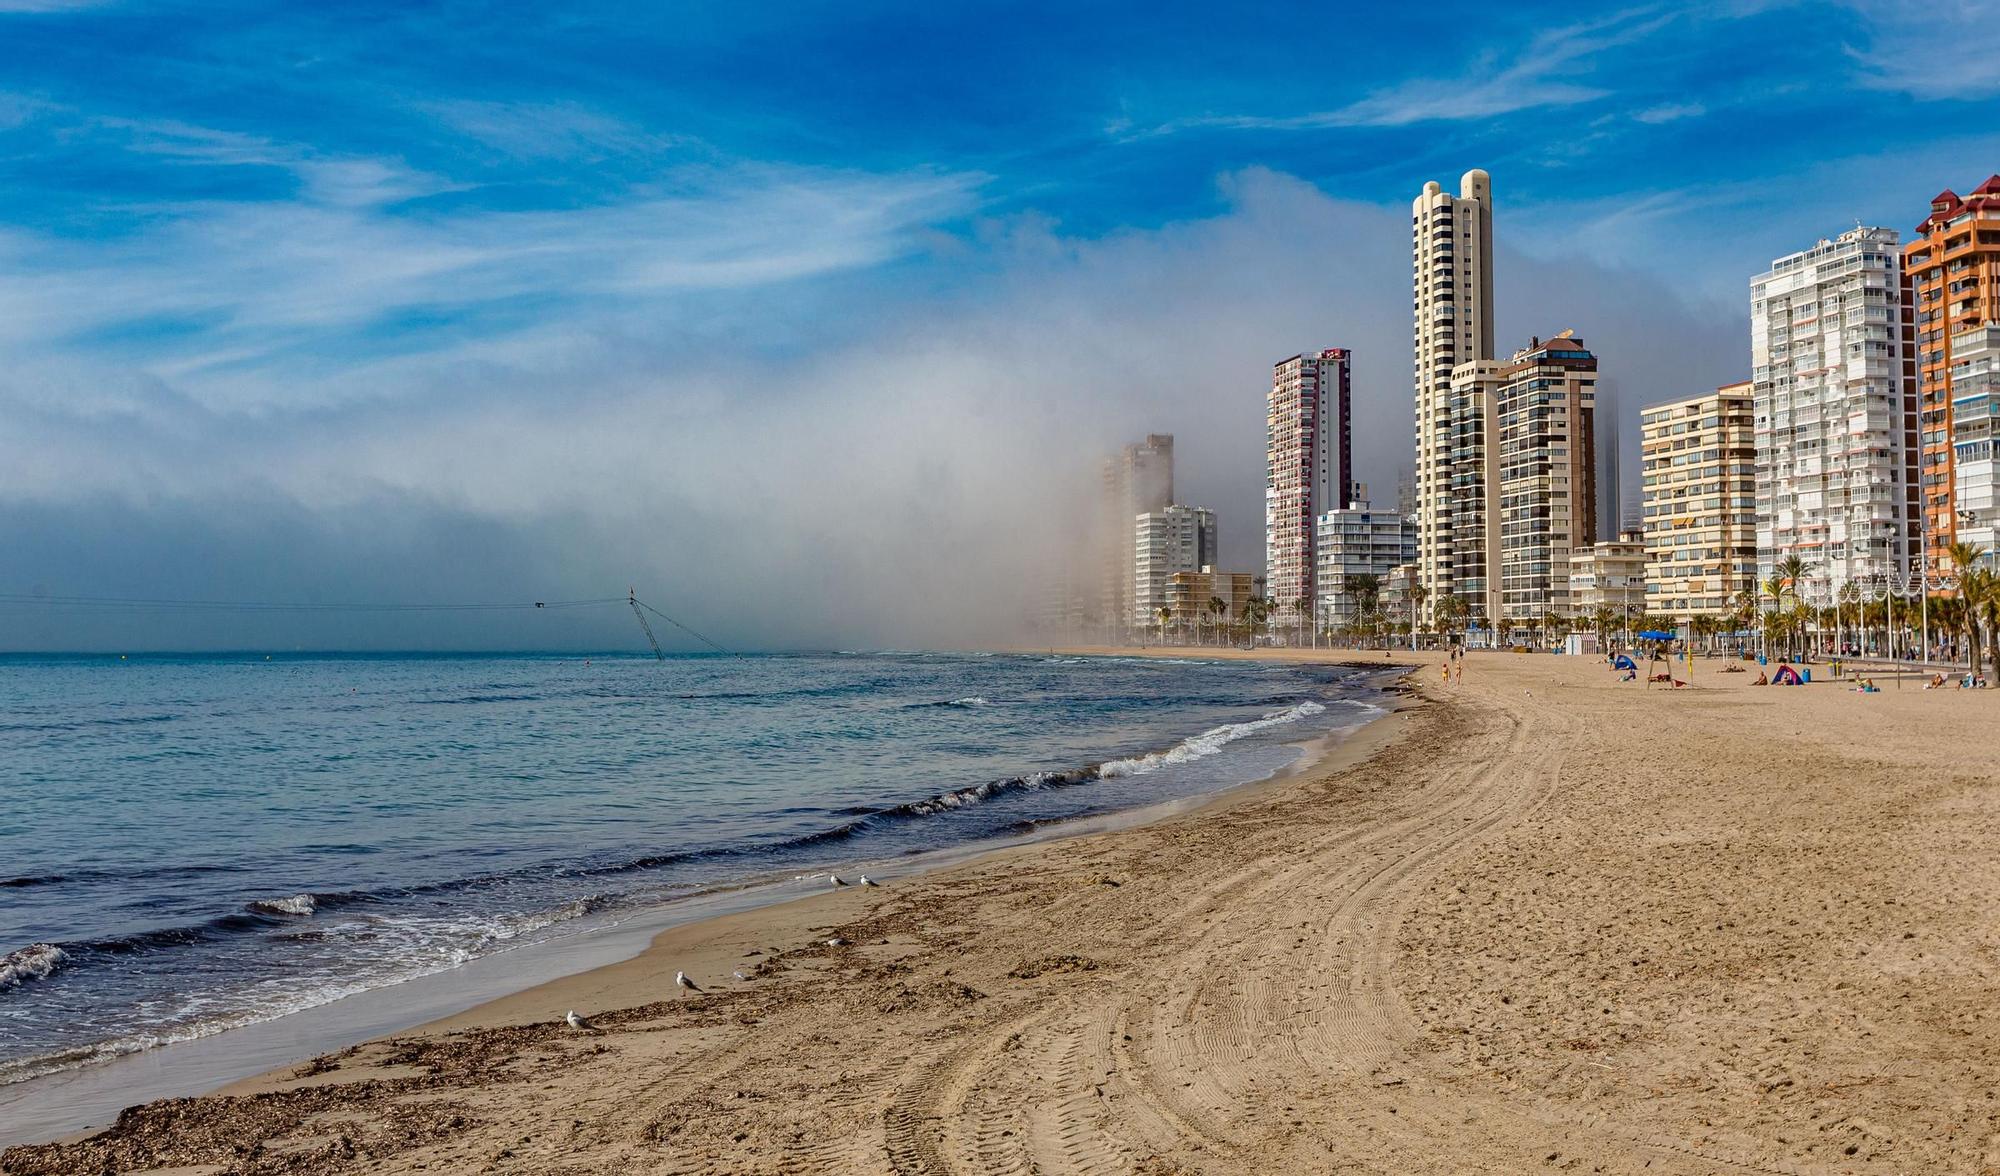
(0, 651, 1404, 1152)
(11, 647, 1997, 1174)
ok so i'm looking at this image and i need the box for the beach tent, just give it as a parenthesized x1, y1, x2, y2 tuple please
(1612, 654, 1638, 670)
(1771, 664, 1804, 686)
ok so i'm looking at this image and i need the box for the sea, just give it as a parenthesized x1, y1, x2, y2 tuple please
(0, 650, 1386, 1102)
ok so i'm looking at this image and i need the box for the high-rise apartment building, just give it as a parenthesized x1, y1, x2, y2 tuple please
(1751, 227, 1919, 596)
(1494, 332, 1598, 624)
(1950, 324, 2000, 563)
(1100, 435, 1174, 632)
(1133, 505, 1217, 629)
(1313, 500, 1416, 628)
(1265, 349, 1353, 619)
(1445, 358, 1505, 624)
(1904, 177, 2000, 570)
(1640, 382, 1759, 619)
(1412, 169, 1495, 623)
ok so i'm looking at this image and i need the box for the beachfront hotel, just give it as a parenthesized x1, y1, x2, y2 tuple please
(1640, 381, 1758, 619)
(1265, 349, 1354, 622)
(1750, 227, 1920, 597)
(1133, 505, 1217, 629)
(1100, 434, 1174, 634)
(1950, 323, 2000, 563)
(1313, 493, 1416, 629)
(1411, 169, 1495, 625)
(1904, 178, 2000, 570)
(1493, 332, 1599, 625)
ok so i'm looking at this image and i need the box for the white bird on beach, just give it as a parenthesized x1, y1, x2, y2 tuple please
(733, 969, 750, 982)
(675, 970, 702, 993)
(825, 937, 847, 947)
(565, 1010, 592, 1031)
(859, 874, 878, 887)
(829, 874, 849, 887)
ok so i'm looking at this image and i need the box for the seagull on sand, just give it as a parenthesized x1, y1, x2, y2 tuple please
(829, 874, 849, 887)
(565, 1010, 592, 1031)
(675, 970, 702, 994)
(858, 874, 878, 887)
(825, 937, 848, 947)
(733, 969, 750, 982)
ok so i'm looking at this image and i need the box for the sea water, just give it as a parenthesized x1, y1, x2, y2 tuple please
(0, 650, 1385, 1091)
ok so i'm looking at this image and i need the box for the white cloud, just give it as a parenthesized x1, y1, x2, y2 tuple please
(1842, 0, 2000, 99)
(1129, 7, 1677, 135)
(0, 150, 986, 405)
(1631, 102, 1706, 124)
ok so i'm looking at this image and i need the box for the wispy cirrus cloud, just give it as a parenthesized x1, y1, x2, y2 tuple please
(1123, 6, 1678, 136)
(1840, 0, 2000, 99)
(420, 98, 691, 162)
(0, 106, 986, 405)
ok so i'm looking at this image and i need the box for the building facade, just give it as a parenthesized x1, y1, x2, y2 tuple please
(1640, 382, 1759, 619)
(1904, 177, 2000, 571)
(1100, 435, 1174, 632)
(1313, 500, 1417, 629)
(1567, 532, 1648, 616)
(1133, 505, 1217, 629)
(1165, 569, 1260, 631)
(1494, 332, 1598, 625)
(1445, 358, 1505, 625)
(1751, 227, 1919, 597)
(1951, 324, 2000, 565)
(1411, 169, 1495, 624)
(1265, 349, 1353, 620)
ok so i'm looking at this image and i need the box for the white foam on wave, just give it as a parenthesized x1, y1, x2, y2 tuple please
(1097, 701, 1326, 779)
(250, 894, 317, 917)
(0, 943, 67, 990)
(0, 895, 612, 1090)
(947, 696, 990, 707)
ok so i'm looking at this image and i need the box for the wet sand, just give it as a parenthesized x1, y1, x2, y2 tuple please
(7, 649, 1999, 1174)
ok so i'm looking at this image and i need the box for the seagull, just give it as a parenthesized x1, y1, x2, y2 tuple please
(829, 874, 849, 887)
(825, 937, 847, 947)
(565, 1010, 592, 1031)
(858, 875, 878, 887)
(675, 970, 702, 993)
(732, 969, 750, 982)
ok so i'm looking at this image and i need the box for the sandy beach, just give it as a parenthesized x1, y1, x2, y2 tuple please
(7, 649, 1999, 1174)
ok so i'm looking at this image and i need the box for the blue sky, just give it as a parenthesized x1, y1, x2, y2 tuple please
(2, 1, 1998, 647)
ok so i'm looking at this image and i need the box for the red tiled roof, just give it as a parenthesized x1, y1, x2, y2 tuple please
(1973, 174, 2000, 196)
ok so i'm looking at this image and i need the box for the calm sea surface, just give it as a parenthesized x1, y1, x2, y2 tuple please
(0, 651, 1384, 1087)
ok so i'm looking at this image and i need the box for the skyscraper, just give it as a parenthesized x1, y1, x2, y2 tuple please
(1494, 333, 1598, 625)
(1641, 382, 1758, 619)
(1265, 349, 1353, 623)
(1412, 169, 1495, 623)
(1905, 177, 2000, 571)
(1751, 227, 1919, 596)
(1100, 435, 1173, 633)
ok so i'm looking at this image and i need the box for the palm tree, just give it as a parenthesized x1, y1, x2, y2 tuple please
(1409, 582, 1429, 648)
(1435, 593, 1468, 643)
(1948, 541, 1991, 677)
(1205, 595, 1227, 647)
(1155, 605, 1172, 644)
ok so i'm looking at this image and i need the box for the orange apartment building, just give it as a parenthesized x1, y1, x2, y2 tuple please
(1904, 175, 2000, 572)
